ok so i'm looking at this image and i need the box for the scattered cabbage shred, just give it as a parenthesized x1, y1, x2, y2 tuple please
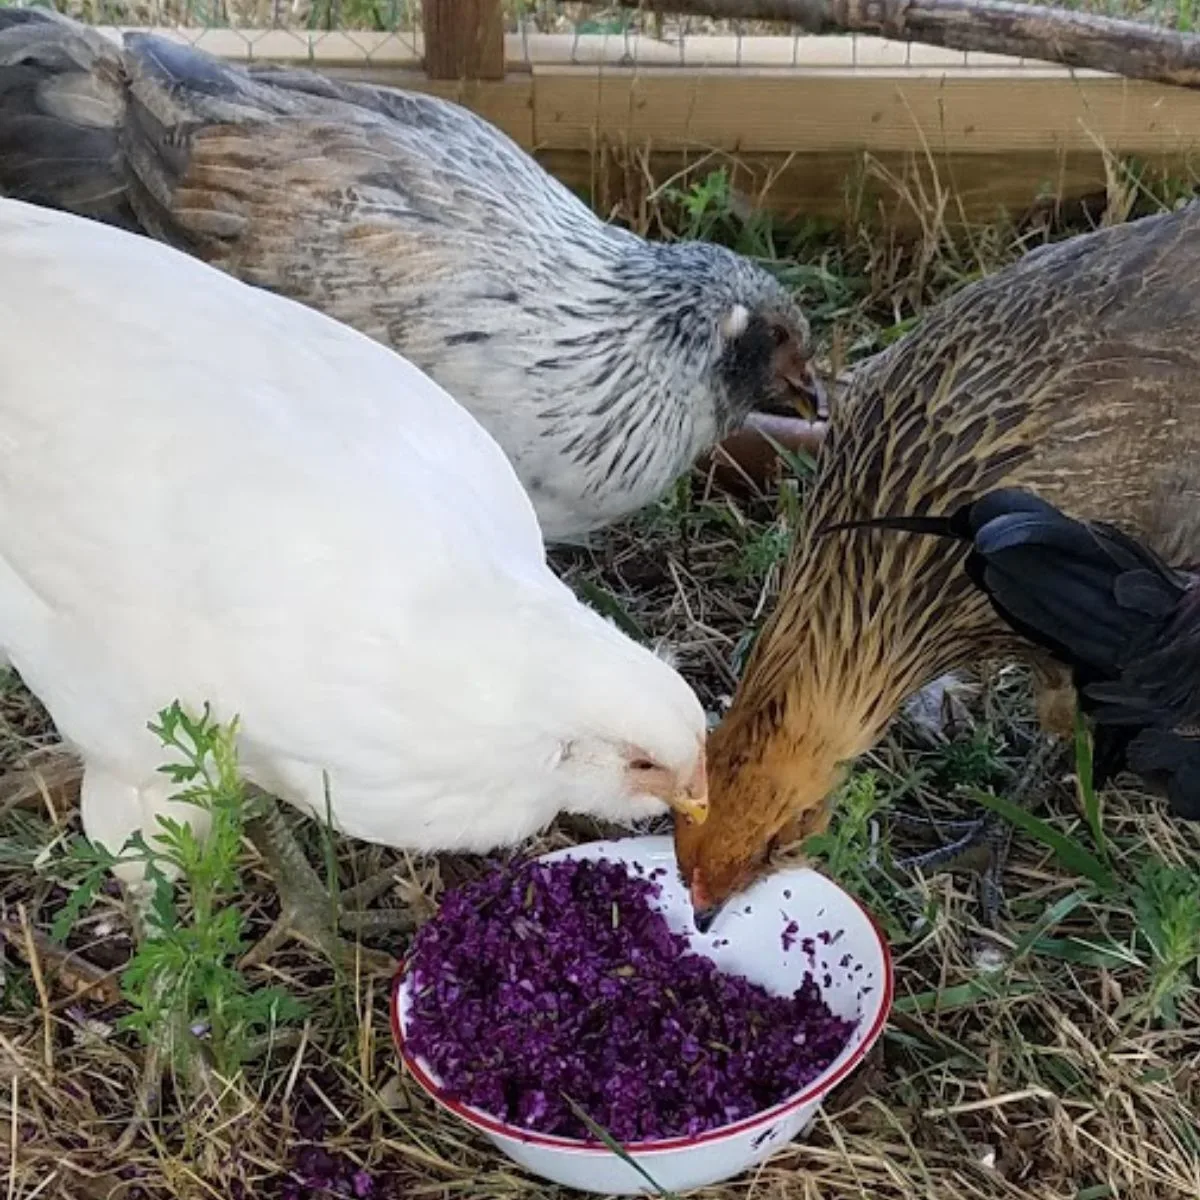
(405, 857, 858, 1142)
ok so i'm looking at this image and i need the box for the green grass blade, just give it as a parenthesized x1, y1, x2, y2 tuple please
(561, 1095, 679, 1199)
(574, 580, 648, 643)
(1032, 937, 1142, 970)
(969, 788, 1116, 892)
(895, 979, 1036, 1014)
(756, 429, 818, 479)
(1010, 888, 1092, 963)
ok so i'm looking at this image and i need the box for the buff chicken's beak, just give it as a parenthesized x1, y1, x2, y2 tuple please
(688, 868, 725, 933)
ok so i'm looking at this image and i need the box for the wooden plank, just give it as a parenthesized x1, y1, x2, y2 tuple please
(84, 29, 1200, 230)
(531, 67, 1200, 155)
(100, 28, 1095, 73)
(313, 68, 534, 143)
(422, 0, 504, 80)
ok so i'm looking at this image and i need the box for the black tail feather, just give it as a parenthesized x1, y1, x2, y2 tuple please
(834, 486, 1200, 820)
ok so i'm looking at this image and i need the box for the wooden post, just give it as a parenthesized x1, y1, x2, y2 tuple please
(422, 0, 505, 80)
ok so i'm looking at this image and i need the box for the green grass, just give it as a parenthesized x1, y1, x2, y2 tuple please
(1, 142, 1200, 1200)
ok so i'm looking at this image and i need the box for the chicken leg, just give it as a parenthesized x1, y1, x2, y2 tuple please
(240, 791, 407, 977)
(892, 735, 1062, 926)
(891, 809, 1013, 926)
(1031, 657, 1079, 741)
(3, 747, 408, 975)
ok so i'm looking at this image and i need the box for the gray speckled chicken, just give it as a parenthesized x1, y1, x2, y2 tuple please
(0, 9, 822, 543)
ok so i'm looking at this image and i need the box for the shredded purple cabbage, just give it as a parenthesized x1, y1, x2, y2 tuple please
(403, 857, 858, 1142)
(280, 1151, 374, 1200)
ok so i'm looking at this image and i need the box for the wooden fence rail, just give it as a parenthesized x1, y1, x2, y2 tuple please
(94, 20, 1200, 229)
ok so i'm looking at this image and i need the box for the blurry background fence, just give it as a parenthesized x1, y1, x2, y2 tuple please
(17, 0, 1200, 227)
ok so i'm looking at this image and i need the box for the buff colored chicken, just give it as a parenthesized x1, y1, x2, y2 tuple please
(676, 202, 1200, 926)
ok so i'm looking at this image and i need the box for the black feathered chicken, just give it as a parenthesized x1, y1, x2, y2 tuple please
(840, 488, 1200, 820)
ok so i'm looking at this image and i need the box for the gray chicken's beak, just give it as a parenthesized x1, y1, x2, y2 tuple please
(775, 361, 827, 420)
(767, 336, 828, 421)
(798, 369, 829, 420)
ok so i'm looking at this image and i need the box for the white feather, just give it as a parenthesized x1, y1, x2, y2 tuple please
(0, 199, 706, 863)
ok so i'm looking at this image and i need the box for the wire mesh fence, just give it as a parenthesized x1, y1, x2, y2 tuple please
(2, 0, 1191, 75)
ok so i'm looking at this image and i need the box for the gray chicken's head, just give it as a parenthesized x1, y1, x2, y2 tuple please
(647, 240, 825, 427)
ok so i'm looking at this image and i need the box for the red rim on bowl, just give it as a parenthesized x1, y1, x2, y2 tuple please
(389, 886, 894, 1155)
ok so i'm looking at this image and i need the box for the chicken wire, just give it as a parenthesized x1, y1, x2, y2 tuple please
(6, 0, 1192, 72)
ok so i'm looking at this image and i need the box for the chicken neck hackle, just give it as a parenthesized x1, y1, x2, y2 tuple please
(677, 202, 1200, 915)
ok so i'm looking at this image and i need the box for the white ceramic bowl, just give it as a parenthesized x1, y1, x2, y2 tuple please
(391, 835, 893, 1196)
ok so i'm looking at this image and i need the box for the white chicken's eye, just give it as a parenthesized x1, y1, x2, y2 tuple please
(630, 758, 658, 772)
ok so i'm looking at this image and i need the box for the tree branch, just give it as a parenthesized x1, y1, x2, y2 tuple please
(615, 0, 1200, 90)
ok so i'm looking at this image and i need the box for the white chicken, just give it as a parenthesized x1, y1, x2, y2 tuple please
(0, 198, 709, 966)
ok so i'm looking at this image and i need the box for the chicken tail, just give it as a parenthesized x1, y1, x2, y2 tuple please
(0, 8, 137, 230)
(957, 490, 1186, 690)
(824, 488, 1186, 687)
(831, 487, 1200, 817)
(0, 11, 284, 252)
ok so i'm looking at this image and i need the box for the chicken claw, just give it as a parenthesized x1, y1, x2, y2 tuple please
(892, 735, 1063, 926)
(240, 793, 402, 977)
(892, 810, 1013, 927)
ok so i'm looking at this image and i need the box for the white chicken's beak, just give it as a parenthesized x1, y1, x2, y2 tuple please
(667, 757, 709, 825)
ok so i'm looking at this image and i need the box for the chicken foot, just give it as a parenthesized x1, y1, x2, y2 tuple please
(0, 747, 410, 971)
(891, 810, 1013, 926)
(892, 736, 1062, 925)
(2, 749, 406, 972)
(240, 792, 407, 976)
